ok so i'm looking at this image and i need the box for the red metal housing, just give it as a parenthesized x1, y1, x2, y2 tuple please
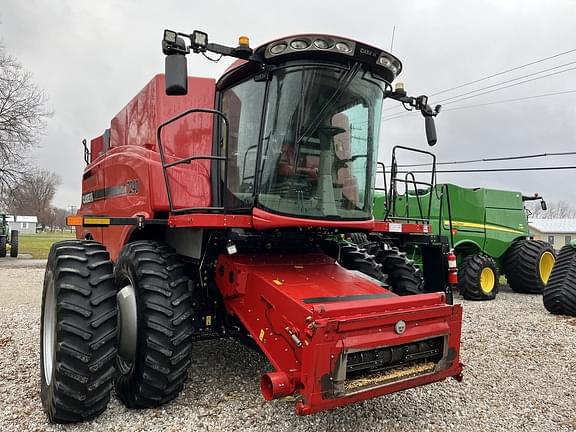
(216, 252, 463, 414)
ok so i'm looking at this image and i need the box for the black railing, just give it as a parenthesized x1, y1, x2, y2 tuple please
(157, 108, 230, 215)
(385, 145, 437, 224)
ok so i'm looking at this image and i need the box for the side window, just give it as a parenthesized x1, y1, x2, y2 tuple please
(221, 79, 265, 209)
(548, 235, 555, 245)
(565, 235, 572, 245)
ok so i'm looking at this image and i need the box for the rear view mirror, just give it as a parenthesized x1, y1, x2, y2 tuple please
(164, 36, 188, 95)
(425, 116, 437, 146)
(541, 200, 548, 211)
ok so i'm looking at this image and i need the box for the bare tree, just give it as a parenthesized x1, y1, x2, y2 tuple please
(7, 169, 61, 227)
(526, 200, 576, 219)
(0, 42, 52, 195)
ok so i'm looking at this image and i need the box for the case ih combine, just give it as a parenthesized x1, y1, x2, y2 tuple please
(40, 29, 463, 423)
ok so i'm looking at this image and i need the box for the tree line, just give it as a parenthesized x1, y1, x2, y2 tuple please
(0, 41, 65, 229)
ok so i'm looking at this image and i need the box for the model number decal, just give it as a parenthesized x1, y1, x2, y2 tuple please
(81, 179, 139, 204)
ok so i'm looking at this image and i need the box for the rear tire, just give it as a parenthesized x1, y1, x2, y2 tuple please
(457, 254, 498, 301)
(40, 240, 117, 423)
(10, 230, 18, 257)
(113, 240, 194, 409)
(0, 235, 6, 257)
(374, 246, 424, 296)
(505, 240, 556, 294)
(543, 244, 576, 316)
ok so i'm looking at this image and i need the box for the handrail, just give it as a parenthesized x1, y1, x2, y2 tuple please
(157, 108, 230, 214)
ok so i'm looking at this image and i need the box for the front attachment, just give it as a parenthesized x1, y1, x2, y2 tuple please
(216, 252, 463, 415)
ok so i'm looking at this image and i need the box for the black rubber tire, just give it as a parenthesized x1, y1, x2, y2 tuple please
(113, 240, 194, 409)
(457, 254, 499, 301)
(10, 230, 18, 257)
(339, 243, 386, 282)
(374, 246, 424, 296)
(40, 240, 117, 423)
(0, 235, 6, 257)
(543, 244, 576, 316)
(348, 232, 370, 249)
(505, 240, 556, 294)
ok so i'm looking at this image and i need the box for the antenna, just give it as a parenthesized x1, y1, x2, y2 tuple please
(390, 25, 396, 52)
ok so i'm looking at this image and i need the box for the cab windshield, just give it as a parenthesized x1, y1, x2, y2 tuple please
(222, 63, 385, 220)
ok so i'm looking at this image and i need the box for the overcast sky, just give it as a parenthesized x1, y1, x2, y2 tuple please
(2, 0, 576, 209)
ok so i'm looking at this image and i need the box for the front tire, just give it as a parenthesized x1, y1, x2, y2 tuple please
(40, 240, 117, 423)
(113, 240, 194, 408)
(10, 230, 18, 257)
(505, 240, 556, 294)
(457, 254, 498, 301)
(374, 246, 424, 296)
(543, 244, 576, 316)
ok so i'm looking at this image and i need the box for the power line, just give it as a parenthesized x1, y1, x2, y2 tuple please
(398, 165, 576, 174)
(435, 60, 576, 104)
(430, 47, 576, 97)
(381, 46, 576, 114)
(382, 65, 576, 121)
(443, 90, 576, 112)
(398, 151, 576, 167)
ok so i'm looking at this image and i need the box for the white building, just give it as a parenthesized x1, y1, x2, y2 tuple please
(528, 219, 576, 250)
(6, 215, 38, 235)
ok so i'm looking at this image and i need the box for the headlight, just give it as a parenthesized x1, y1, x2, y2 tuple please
(313, 39, 331, 49)
(335, 42, 351, 53)
(270, 42, 287, 54)
(290, 39, 310, 50)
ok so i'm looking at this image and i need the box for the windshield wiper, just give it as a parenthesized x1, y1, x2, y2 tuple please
(293, 62, 361, 147)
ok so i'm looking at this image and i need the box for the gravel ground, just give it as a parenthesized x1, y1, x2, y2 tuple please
(1, 263, 575, 432)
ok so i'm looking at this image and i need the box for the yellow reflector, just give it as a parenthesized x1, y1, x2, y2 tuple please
(83, 217, 111, 225)
(66, 216, 83, 226)
(239, 35, 249, 46)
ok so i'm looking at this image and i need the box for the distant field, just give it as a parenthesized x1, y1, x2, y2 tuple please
(18, 232, 76, 259)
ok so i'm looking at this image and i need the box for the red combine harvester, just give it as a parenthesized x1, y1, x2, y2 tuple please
(40, 29, 463, 423)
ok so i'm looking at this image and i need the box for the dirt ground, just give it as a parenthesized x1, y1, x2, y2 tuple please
(0, 260, 575, 432)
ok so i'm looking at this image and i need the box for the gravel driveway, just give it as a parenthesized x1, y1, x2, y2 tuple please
(0, 262, 575, 432)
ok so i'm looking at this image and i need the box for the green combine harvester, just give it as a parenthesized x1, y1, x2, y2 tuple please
(0, 214, 19, 258)
(380, 182, 556, 300)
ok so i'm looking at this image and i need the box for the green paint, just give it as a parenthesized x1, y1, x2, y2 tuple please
(374, 184, 533, 272)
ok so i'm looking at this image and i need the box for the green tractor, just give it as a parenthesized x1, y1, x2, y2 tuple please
(382, 179, 556, 301)
(0, 214, 19, 258)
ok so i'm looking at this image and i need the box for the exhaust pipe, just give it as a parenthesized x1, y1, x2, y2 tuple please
(260, 372, 295, 400)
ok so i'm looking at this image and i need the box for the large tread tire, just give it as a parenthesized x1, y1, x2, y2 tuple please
(40, 240, 117, 423)
(10, 230, 18, 257)
(505, 240, 556, 294)
(338, 243, 386, 282)
(457, 254, 499, 301)
(374, 246, 424, 296)
(0, 235, 6, 257)
(347, 232, 370, 249)
(113, 240, 194, 409)
(543, 244, 576, 316)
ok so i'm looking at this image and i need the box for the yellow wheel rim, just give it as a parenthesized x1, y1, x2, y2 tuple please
(480, 267, 495, 294)
(539, 251, 555, 284)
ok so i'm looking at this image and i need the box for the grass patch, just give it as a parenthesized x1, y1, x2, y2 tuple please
(18, 232, 76, 259)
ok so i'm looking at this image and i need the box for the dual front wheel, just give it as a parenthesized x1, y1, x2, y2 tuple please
(40, 240, 194, 423)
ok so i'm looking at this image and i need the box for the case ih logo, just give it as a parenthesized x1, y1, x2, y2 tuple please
(359, 47, 377, 57)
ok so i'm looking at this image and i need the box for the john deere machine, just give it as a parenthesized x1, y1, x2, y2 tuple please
(40, 29, 464, 423)
(0, 214, 18, 257)
(376, 180, 555, 301)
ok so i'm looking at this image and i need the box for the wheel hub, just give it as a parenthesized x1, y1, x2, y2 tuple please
(479, 267, 495, 294)
(539, 251, 555, 284)
(42, 270, 56, 385)
(117, 284, 138, 373)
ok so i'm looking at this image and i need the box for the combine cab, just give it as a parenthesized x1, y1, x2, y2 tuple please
(40, 30, 463, 422)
